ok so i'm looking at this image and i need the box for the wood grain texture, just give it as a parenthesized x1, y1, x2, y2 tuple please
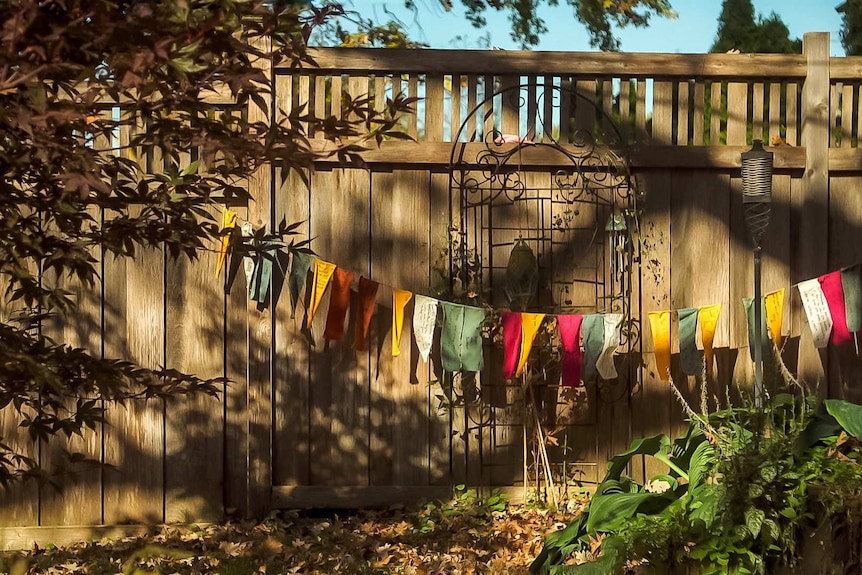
(299, 48, 808, 78)
(103, 206, 165, 524)
(636, 171, 672, 481)
(272, 161, 312, 487)
(799, 32, 830, 284)
(308, 168, 371, 487)
(726, 82, 749, 146)
(164, 204, 225, 523)
(40, 204, 103, 526)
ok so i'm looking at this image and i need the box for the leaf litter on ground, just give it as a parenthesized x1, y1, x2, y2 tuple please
(1, 500, 584, 575)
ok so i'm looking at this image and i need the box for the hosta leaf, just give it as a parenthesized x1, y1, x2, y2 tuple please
(824, 399, 862, 439)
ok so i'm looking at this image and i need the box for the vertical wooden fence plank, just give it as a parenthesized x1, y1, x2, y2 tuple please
(693, 81, 705, 145)
(40, 204, 103, 526)
(369, 170, 431, 486)
(308, 169, 370, 487)
(619, 78, 631, 144)
(787, 82, 799, 146)
(164, 203, 225, 523)
(841, 83, 854, 147)
(272, 70, 312, 489)
(637, 170, 672, 480)
(769, 82, 781, 143)
(710, 81, 722, 146)
(424, 73, 444, 142)
(677, 80, 690, 145)
(0, 232, 39, 526)
(726, 82, 749, 145)
(560, 77, 572, 143)
(797, 31, 830, 390)
(575, 79, 595, 136)
(635, 79, 647, 143)
(652, 81, 673, 145)
(450, 74, 462, 143)
(103, 208, 166, 524)
(428, 172, 453, 485)
(408, 75, 419, 140)
(752, 82, 765, 142)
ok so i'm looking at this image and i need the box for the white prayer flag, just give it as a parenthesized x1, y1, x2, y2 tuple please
(798, 278, 833, 348)
(240, 221, 255, 293)
(413, 295, 440, 362)
(597, 313, 623, 379)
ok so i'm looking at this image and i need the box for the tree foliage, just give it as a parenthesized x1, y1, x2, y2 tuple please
(837, 0, 862, 56)
(710, 0, 801, 54)
(0, 0, 413, 486)
(406, 0, 676, 51)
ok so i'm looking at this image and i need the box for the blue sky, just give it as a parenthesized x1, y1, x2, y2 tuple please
(358, 0, 845, 55)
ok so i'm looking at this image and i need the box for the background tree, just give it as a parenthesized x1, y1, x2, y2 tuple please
(837, 0, 862, 55)
(344, 0, 677, 51)
(710, 0, 801, 54)
(0, 0, 412, 485)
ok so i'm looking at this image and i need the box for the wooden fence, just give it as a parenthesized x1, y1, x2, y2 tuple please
(3, 32, 862, 537)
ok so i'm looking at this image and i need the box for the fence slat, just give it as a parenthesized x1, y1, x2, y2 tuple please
(677, 80, 690, 145)
(652, 81, 673, 145)
(693, 81, 705, 145)
(369, 170, 431, 486)
(426, 73, 445, 142)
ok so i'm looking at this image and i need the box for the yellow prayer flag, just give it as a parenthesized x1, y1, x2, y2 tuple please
(307, 259, 337, 328)
(392, 289, 413, 357)
(215, 208, 238, 278)
(648, 311, 672, 381)
(515, 313, 546, 378)
(698, 304, 722, 378)
(764, 288, 785, 349)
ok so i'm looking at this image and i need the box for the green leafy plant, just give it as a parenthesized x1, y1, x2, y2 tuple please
(414, 485, 507, 534)
(531, 373, 862, 575)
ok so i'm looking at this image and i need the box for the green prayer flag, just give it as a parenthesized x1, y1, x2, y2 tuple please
(440, 302, 486, 373)
(842, 265, 862, 333)
(581, 314, 604, 383)
(678, 307, 702, 376)
(288, 252, 313, 318)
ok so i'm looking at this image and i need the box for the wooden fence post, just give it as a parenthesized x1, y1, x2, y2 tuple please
(795, 32, 830, 384)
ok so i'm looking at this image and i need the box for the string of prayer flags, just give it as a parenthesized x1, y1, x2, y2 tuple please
(678, 308, 702, 376)
(819, 271, 851, 346)
(798, 278, 833, 348)
(413, 295, 439, 362)
(288, 252, 314, 319)
(440, 302, 486, 373)
(841, 265, 862, 333)
(698, 304, 721, 378)
(596, 313, 623, 379)
(764, 288, 785, 348)
(581, 314, 604, 383)
(515, 313, 546, 378)
(307, 259, 337, 328)
(648, 311, 672, 381)
(501, 311, 522, 380)
(743, 297, 769, 362)
(558, 314, 584, 387)
(323, 268, 354, 341)
(353, 277, 379, 351)
(392, 289, 413, 357)
(215, 208, 238, 278)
